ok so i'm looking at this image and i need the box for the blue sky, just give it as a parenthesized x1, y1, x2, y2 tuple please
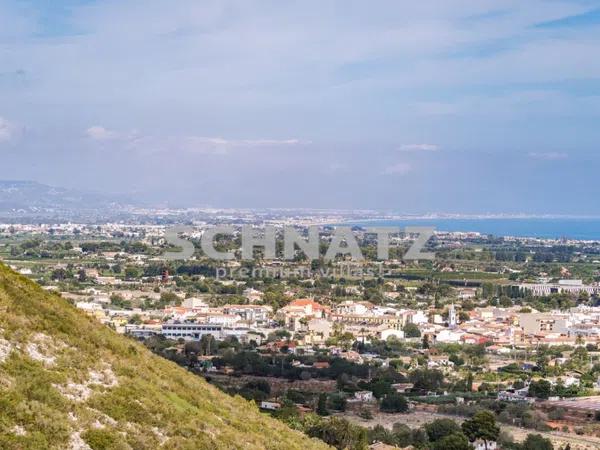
(1, 0, 600, 213)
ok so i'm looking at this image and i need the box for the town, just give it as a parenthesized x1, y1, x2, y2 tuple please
(3, 216, 600, 449)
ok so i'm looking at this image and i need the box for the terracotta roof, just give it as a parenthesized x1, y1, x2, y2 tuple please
(289, 299, 327, 310)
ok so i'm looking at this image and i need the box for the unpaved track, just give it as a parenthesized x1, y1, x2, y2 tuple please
(339, 410, 600, 449)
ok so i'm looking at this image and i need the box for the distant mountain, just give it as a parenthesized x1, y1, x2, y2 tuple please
(0, 180, 134, 214)
(0, 264, 330, 449)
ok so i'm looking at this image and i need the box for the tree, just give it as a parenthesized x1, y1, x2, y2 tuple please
(424, 418, 461, 442)
(391, 423, 414, 447)
(433, 432, 471, 450)
(306, 416, 368, 450)
(128, 314, 143, 325)
(461, 410, 500, 449)
(497, 430, 514, 448)
(199, 334, 217, 355)
(370, 379, 393, 399)
(51, 268, 69, 281)
(184, 340, 202, 355)
(159, 291, 181, 307)
(368, 425, 395, 446)
(411, 428, 429, 448)
(465, 372, 474, 392)
(328, 393, 347, 411)
(317, 393, 329, 416)
(124, 266, 141, 279)
(521, 434, 553, 450)
(403, 323, 421, 338)
(380, 392, 408, 413)
(239, 379, 271, 402)
(528, 379, 552, 399)
(570, 346, 589, 368)
(409, 368, 444, 391)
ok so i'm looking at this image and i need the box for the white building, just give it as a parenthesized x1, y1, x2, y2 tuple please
(380, 328, 405, 341)
(182, 297, 210, 312)
(410, 310, 429, 325)
(335, 300, 370, 315)
(222, 305, 272, 324)
(518, 280, 600, 297)
(161, 322, 249, 341)
(352, 391, 374, 402)
(435, 329, 463, 343)
(474, 440, 497, 450)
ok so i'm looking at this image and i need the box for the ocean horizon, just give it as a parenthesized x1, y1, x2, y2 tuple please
(340, 218, 600, 241)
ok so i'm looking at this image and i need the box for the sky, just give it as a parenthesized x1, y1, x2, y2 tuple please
(1, 0, 600, 213)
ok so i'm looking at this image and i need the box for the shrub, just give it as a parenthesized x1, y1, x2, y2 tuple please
(380, 393, 409, 413)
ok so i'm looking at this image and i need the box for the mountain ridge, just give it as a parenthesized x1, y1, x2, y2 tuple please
(0, 179, 135, 213)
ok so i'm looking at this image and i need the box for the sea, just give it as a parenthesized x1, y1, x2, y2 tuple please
(340, 218, 600, 241)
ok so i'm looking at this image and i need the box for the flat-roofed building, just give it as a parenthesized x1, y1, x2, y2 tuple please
(161, 322, 249, 341)
(519, 313, 570, 335)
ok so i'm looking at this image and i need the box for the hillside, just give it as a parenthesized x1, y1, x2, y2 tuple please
(0, 264, 330, 450)
(0, 180, 134, 214)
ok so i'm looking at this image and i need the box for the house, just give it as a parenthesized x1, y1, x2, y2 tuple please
(380, 328, 405, 341)
(352, 391, 374, 402)
(336, 350, 363, 363)
(260, 401, 281, 411)
(473, 440, 497, 450)
(303, 318, 333, 345)
(222, 305, 272, 324)
(435, 329, 462, 343)
(547, 376, 580, 387)
(181, 297, 210, 312)
(391, 383, 414, 393)
(410, 310, 429, 325)
(457, 288, 477, 300)
(243, 288, 264, 303)
(497, 390, 533, 403)
(335, 300, 372, 315)
(427, 355, 454, 369)
(276, 298, 330, 330)
(76, 301, 103, 312)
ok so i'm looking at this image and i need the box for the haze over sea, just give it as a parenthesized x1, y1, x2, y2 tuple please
(345, 218, 600, 241)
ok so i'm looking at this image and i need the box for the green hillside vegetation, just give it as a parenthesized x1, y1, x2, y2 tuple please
(0, 263, 330, 450)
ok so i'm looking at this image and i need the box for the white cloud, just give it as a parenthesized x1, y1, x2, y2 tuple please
(85, 126, 120, 140)
(383, 162, 412, 175)
(528, 151, 568, 160)
(0, 117, 21, 142)
(398, 143, 440, 152)
(181, 137, 304, 149)
(86, 126, 305, 154)
(149, 136, 306, 154)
